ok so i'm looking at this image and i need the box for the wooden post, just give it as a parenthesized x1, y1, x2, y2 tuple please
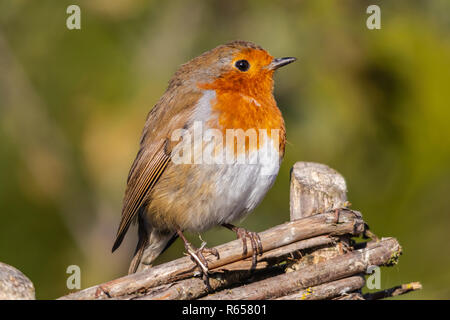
(290, 162, 348, 220)
(287, 162, 351, 271)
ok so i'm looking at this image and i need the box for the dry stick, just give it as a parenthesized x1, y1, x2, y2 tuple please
(133, 235, 336, 300)
(363, 282, 422, 300)
(59, 210, 364, 300)
(275, 275, 365, 300)
(200, 237, 401, 300)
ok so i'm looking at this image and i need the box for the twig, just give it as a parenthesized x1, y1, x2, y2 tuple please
(363, 282, 422, 300)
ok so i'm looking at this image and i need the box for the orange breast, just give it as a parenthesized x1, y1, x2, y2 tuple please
(198, 72, 286, 156)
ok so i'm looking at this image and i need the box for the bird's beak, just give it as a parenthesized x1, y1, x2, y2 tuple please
(267, 57, 297, 70)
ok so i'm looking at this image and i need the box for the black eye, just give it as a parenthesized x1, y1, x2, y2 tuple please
(235, 59, 250, 72)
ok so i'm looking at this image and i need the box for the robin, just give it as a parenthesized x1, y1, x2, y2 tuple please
(112, 41, 296, 283)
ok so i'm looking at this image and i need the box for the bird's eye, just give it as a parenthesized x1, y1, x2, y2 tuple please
(235, 60, 250, 72)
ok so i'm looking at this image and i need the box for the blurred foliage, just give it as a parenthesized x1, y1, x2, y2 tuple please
(0, 0, 449, 299)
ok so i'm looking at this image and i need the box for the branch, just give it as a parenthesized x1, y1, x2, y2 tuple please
(275, 276, 365, 300)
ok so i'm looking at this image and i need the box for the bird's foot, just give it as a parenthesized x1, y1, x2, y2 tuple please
(183, 241, 209, 275)
(177, 230, 219, 291)
(198, 235, 220, 260)
(223, 224, 263, 270)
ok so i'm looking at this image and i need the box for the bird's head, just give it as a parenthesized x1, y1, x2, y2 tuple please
(172, 41, 296, 96)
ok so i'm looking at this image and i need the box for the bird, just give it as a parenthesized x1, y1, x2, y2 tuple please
(112, 40, 296, 283)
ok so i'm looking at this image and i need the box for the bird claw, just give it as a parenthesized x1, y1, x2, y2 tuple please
(228, 225, 263, 271)
(184, 242, 209, 273)
(198, 235, 220, 260)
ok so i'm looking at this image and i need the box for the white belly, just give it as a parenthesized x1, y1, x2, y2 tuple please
(185, 137, 282, 231)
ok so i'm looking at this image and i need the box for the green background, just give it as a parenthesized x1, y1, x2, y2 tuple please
(0, 0, 449, 299)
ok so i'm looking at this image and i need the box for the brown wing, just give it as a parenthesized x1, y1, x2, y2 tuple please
(111, 82, 203, 252)
(112, 141, 170, 252)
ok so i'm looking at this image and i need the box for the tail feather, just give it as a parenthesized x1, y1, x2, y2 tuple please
(128, 216, 150, 274)
(128, 221, 177, 274)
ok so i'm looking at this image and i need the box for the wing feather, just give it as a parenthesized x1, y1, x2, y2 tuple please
(112, 143, 170, 252)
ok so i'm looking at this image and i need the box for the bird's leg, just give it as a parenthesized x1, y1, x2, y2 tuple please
(222, 223, 263, 270)
(176, 229, 218, 290)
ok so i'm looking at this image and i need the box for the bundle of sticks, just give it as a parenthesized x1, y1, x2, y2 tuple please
(59, 162, 421, 300)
